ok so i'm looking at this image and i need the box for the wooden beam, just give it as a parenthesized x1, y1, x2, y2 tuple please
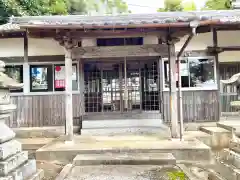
(208, 46, 240, 52)
(27, 28, 192, 39)
(71, 44, 168, 59)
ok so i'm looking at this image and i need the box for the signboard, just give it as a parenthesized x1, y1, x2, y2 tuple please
(55, 65, 77, 88)
(166, 63, 188, 81)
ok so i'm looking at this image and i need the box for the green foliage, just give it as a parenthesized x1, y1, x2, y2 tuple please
(0, 0, 130, 24)
(158, 0, 183, 12)
(157, 0, 197, 12)
(182, 0, 197, 11)
(202, 0, 232, 10)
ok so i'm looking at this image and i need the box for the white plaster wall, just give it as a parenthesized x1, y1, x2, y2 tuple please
(176, 31, 240, 62)
(0, 38, 64, 58)
(1, 31, 240, 62)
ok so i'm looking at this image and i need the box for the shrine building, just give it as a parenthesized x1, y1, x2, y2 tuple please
(0, 11, 240, 138)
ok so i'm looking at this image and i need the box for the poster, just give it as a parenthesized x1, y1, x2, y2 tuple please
(55, 65, 77, 88)
(166, 63, 188, 81)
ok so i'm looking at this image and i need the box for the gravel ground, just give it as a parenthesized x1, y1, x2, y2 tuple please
(65, 165, 185, 180)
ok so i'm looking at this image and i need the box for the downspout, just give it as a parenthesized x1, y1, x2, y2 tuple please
(177, 21, 199, 141)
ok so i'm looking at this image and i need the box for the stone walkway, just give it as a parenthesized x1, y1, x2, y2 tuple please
(65, 165, 184, 180)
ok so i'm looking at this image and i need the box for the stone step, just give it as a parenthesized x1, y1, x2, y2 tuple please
(81, 127, 170, 137)
(73, 152, 176, 166)
(229, 140, 240, 153)
(183, 131, 212, 147)
(16, 138, 54, 151)
(177, 164, 200, 180)
(208, 170, 227, 180)
(8, 159, 37, 180)
(0, 140, 22, 160)
(213, 158, 240, 180)
(27, 169, 44, 180)
(0, 151, 28, 176)
(199, 126, 232, 149)
(82, 119, 164, 129)
(218, 148, 240, 168)
(217, 121, 240, 137)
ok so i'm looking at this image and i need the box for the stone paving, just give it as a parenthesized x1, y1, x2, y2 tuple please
(65, 165, 186, 180)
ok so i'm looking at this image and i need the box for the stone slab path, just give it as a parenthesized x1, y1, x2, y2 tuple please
(64, 165, 184, 180)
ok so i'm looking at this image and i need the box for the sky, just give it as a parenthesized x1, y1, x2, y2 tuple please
(125, 0, 207, 13)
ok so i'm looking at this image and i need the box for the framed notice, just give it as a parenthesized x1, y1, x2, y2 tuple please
(54, 64, 77, 89)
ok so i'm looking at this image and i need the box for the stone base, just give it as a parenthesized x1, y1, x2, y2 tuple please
(0, 123, 15, 144)
(0, 140, 21, 160)
(0, 159, 38, 180)
(0, 151, 28, 176)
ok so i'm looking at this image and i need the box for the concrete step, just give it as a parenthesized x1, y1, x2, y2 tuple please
(81, 127, 170, 137)
(73, 152, 176, 166)
(218, 148, 240, 168)
(16, 138, 55, 159)
(208, 170, 227, 180)
(82, 119, 163, 129)
(13, 126, 79, 138)
(217, 121, 240, 137)
(36, 136, 212, 164)
(212, 158, 240, 180)
(199, 127, 232, 149)
(16, 138, 54, 150)
(183, 131, 212, 147)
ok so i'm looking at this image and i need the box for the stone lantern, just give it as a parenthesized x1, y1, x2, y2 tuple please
(0, 61, 43, 180)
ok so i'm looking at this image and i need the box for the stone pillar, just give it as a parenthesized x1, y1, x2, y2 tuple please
(0, 61, 43, 179)
(64, 49, 74, 141)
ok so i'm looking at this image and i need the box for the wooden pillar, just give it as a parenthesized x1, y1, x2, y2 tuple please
(168, 43, 179, 138)
(158, 57, 164, 116)
(213, 29, 221, 121)
(64, 49, 73, 141)
(23, 32, 30, 94)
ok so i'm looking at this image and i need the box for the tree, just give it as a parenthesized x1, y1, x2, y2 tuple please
(202, 0, 232, 10)
(157, 0, 197, 12)
(0, 0, 130, 24)
(158, 0, 183, 12)
(182, 0, 197, 11)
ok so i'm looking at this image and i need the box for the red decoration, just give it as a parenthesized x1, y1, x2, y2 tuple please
(55, 66, 61, 72)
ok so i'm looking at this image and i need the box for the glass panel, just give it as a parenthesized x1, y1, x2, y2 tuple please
(164, 59, 189, 88)
(5, 65, 23, 92)
(189, 58, 215, 88)
(164, 58, 216, 88)
(30, 65, 53, 92)
(102, 65, 121, 112)
(54, 64, 78, 91)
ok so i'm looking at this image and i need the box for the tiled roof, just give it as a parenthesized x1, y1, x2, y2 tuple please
(10, 10, 240, 26)
(0, 23, 21, 32)
(1, 10, 240, 31)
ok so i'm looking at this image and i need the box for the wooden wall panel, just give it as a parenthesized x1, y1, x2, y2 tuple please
(8, 94, 82, 128)
(163, 90, 218, 123)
